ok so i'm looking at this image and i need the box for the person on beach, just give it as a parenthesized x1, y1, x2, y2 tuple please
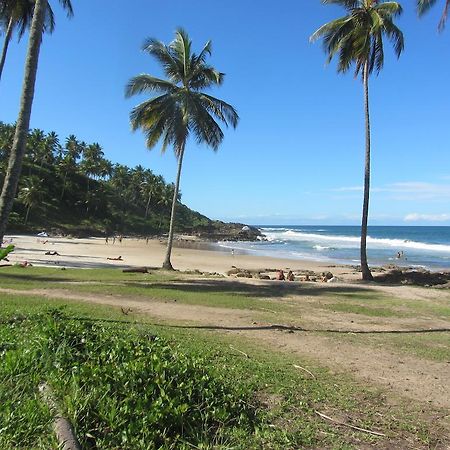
(105, 236, 109, 245)
(107, 256, 123, 261)
(287, 270, 295, 282)
(118, 235, 123, 244)
(112, 236, 116, 245)
(276, 270, 285, 281)
(45, 251, 60, 256)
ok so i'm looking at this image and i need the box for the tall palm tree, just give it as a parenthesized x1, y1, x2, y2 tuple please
(0, 0, 73, 245)
(311, 0, 404, 281)
(126, 28, 239, 270)
(417, 0, 449, 30)
(0, 0, 55, 81)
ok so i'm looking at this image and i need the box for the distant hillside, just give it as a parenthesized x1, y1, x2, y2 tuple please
(0, 122, 260, 240)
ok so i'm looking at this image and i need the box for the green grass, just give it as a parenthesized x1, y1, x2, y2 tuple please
(1, 292, 449, 449)
(320, 302, 402, 317)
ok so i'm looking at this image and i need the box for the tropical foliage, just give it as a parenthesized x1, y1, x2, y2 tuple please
(126, 28, 239, 269)
(311, 0, 404, 281)
(417, 0, 449, 30)
(0, 0, 73, 245)
(0, 0, 57, 81)
(0, 121, 210, 235)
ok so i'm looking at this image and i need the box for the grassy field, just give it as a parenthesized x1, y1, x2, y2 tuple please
(1, 266, 449, 449)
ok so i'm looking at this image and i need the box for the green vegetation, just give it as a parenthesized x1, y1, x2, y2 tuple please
(0, 311, 256, 449)
(126, 28, 238, 269)
(0, 121, 215, 236)
(311, 0, 404, 281)
(0, 243, 13, 260)
(1, 290, 448, 449)
(0, 0, 74, 245)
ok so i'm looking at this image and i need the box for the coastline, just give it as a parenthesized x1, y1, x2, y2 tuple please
(2, 234, 362, 281)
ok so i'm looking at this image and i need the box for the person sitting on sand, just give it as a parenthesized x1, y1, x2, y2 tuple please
(107, 256, 123, 261)
(287, 270, 295, 282)
(45, 251, 60, 256)
(276, 270, 285, 281)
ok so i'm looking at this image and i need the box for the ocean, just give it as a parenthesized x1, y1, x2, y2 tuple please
(218, 226, 450, 270)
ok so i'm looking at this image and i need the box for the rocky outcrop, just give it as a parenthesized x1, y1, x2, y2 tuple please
(193, 222, 264, 242)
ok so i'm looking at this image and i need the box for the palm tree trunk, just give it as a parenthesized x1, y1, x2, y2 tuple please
(163, 145, 185, 270)
(60, 170, 68, 200)
(145, 193, 152, 219)
(0, 0, 46, 246)
(360, 61, 374, 281)
(0, 17, 14, 82)
(24, 205, 31, 225)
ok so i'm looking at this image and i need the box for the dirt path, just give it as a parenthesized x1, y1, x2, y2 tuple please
(2, 286, 450, 412)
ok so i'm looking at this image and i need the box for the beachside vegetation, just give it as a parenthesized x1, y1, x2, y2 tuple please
(0, 0, 73, 245)
(310, 0, 404, 281)
(0, 121, 214, 235)
(1, 274, 448, 448)
(126, 28, 238, 270)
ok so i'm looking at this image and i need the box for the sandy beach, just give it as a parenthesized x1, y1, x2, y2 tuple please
(1, 234, 361, 281)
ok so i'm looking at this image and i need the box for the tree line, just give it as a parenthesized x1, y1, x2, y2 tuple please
(0, 121, 210, 235)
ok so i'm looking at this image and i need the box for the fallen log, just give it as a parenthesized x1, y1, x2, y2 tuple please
(122, 267, 149, 273)
(39, 383, 81, 450)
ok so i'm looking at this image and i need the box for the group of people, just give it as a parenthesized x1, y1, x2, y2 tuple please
(276, 270, 295, 281)
(105, 235, 123, 245)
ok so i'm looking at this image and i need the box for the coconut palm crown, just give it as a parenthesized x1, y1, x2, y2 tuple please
(310, 0, 404, 77)
(126, 28, 238, 269)
(310, 0, 404, 281)
(0, 0, 72, 81)
(417, 0, 449, 30)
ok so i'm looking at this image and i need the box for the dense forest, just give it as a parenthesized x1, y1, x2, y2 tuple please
(0, 121, 213, 236)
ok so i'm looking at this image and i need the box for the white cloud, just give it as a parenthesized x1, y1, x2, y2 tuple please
(404, 213, 450, 222)
(331, 181, 450, 201)
(331, 186, 363, 192)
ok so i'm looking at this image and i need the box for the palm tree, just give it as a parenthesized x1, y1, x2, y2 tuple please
(126, 28, 239, 269)
(18, 175, 45, 224)
(417, 0, 449, 30)
(58, 134, 82, 199)
(0, 0, 55, 81)
(0, 0, 73, 245)
(311, 0, 404, 281)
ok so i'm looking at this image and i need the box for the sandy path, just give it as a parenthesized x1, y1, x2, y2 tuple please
(2, 286, 449, 412)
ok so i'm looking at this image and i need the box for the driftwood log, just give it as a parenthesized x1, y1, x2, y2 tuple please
(38, 383, 81, 450)
(122, 267, 149, 273)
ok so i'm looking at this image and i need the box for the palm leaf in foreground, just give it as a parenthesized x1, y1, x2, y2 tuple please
(417, 0, 450, 30)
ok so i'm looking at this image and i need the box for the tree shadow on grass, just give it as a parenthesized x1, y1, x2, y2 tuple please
(125, 279, 377, 300)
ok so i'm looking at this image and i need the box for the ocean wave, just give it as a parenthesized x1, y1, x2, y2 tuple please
(263, 230, 450, 253)
(313, 245, 334, 251)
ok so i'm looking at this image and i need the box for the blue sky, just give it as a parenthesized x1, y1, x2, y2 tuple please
(2, 0, 450, 225)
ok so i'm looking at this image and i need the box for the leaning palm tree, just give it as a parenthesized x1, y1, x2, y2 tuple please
(311, 0, 404, 281)
(417, 0, 449, 30)
(126, 28, 239, 270)
(0, 0, 73, 245)
(0, 0, 55, 81)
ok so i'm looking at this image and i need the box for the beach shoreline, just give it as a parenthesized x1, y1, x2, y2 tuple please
(2, 234, 363, 281)
(4, 233, 450, 285)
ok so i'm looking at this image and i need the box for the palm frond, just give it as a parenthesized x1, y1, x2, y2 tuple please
(125, 74, 177, 98)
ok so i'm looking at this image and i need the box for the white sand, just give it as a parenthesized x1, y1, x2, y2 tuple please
(2, 234, 360, 280)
